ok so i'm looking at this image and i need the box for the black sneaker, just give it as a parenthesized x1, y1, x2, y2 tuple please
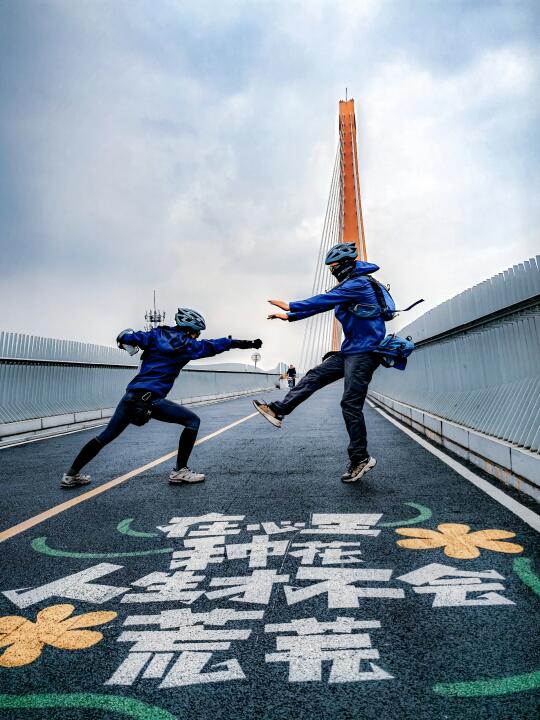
(253, 400, 283, 428)
(61, 472, 91, 489)
(342, 456, 377, 483)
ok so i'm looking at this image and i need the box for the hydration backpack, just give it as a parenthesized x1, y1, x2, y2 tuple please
(373, 334, 415, 371)
(349, 276, 423, 322)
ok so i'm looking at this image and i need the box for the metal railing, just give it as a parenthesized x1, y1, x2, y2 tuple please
(369, 256, 540, 453)
(0, 332, 279, 426)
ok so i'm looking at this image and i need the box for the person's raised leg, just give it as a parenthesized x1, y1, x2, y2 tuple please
(340, 353, 381, 482)
(151, 399, 203, 484)
(61, 396, 131, 488)
(254, 353, 344, 427)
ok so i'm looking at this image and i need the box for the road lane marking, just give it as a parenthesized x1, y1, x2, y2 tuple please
(0, 693, 177, 719)
(116, 518, 159, 538)
(433, 671, 540, 697)
(378, 502, 432, 528)
(0, 412, 258, 544)
(30, 536, 174, 560)
(371, 404, 540, 533)
(513, 558, 540, 597)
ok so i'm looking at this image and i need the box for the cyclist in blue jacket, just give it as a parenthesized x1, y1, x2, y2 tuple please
(61, 308, 262, 488)
(254, 242, 384, 483)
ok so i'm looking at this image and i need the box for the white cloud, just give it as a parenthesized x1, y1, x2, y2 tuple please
(358, 45, 540, 331)
(0, 1, 538, 370)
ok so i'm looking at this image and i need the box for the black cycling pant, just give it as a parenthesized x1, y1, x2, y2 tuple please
(67, 391, 201, 475)
(271, 352, 380, 464)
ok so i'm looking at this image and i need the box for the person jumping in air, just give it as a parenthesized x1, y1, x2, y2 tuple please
(61, 308, 262, 488)
(253, 242, 385, 483)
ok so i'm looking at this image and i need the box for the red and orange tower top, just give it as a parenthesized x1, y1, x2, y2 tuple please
(331, 98, 368, 350)
(339, 98, 367, 260)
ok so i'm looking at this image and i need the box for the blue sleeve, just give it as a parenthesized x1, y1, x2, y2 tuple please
(183, 336, 233, 359)
(287, 308, 322, 322)
(120, 330, 154, 349)
(289, 278, 372, 315)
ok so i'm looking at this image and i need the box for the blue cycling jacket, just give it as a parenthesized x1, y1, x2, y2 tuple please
(287, 261, 386, 354)
(121, 326, 233, 398)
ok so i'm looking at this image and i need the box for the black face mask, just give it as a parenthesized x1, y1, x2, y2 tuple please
(329, 258, 356, 282)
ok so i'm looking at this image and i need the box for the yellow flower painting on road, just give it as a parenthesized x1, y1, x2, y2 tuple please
(0, 603, 117, 667)
(395, 523, 524, 560)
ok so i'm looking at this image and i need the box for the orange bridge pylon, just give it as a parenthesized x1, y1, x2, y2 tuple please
(300, 97, 368, 370)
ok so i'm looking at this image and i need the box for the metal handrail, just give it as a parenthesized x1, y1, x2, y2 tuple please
(371, 258, 540, 453)
(0, 356, 279, 376)
(414, 295, 540, 347)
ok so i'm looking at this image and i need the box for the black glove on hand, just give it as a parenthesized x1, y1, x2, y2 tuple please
(229, 339, 263, 350)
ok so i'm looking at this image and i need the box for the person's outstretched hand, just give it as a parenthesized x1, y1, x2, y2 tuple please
(268, 299, 290, 311)
(267, 313, 288, 321)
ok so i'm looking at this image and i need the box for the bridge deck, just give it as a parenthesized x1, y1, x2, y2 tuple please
(0, 384, 539, 720)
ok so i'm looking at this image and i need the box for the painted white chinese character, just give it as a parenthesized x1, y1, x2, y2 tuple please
(2, 563, 128, 609)
(289, 541, 364, 565)
(207, 569, 289, 604)
(158, 513, 245, 538)
(265, 616, 393, 683)
(121, 571, 205, 604)
(115, 609, 261, 650)
(398, 563, 515, 607)
(106, 608, 262, 687)
(246, 522, 306, 535)
(169, 536, 226, 571)
(301, 513, 382, 536)
(123, 608, 263, 630)
(161, 652, 246, 687)
(285, 568, 404, 608)
(226, 535, 288, 568)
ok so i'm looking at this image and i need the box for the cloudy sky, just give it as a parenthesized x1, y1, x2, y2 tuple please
(1, 0, 538, 369)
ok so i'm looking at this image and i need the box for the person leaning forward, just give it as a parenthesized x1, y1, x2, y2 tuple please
(253, 242, 385, 483)
(61, 308, 262, 488)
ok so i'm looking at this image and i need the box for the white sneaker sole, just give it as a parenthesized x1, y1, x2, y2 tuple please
(342, 457, 377, 483)
(61, 479, 91, 489)
(169, 475, 205, 484)
(253, 401, 282, 428)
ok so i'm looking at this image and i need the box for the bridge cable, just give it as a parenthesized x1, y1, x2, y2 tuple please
(301, 142, 341, 370)
(309, 143, 341, 367)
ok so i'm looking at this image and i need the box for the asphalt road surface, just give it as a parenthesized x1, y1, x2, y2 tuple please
(0, 383, 539, 720)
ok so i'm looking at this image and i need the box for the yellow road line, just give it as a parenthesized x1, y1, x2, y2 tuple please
(0, 412, 258, 544)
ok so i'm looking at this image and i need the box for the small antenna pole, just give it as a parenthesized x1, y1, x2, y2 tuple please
(145, 290, 166, 330)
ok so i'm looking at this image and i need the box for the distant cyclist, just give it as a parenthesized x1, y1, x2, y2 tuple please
(254, 242, 385, 483)
(287, 364, 297, 388)
(62, 308, 262, 488)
